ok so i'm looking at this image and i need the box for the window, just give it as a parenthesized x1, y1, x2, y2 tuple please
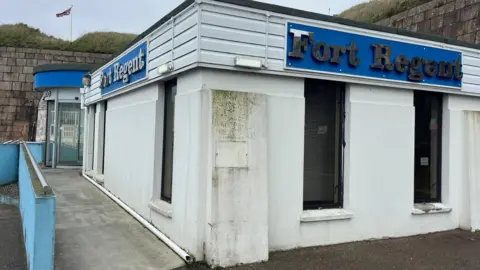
(101, 101, 107, 175)
(303, 79, 345, 210)
(161, 80, 176, 203)
(414, 91, 442, 203)
(91, 105, 96, 170)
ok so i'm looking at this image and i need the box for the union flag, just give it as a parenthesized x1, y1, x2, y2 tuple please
(56, 7, 72, 17)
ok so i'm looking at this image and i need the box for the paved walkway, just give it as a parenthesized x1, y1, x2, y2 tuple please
(44, 169, 185, 270)
(229, 230, 480, 270)
(0, 204, 26, 270)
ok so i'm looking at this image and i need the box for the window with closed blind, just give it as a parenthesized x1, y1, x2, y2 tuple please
(303, 79, 345, 210)
(161, 80, 176, 203)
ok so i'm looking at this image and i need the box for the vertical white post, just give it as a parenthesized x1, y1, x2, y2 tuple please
(82, 104, 88, 172)
(85, 106, 96, 172)
(206, 90, 269, 267)
(52, 90, 59, 168)
(93, 102, 106, 175)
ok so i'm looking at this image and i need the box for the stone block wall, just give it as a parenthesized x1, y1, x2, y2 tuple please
(0, 47, 111, 142)
(376, 0, 480, 44)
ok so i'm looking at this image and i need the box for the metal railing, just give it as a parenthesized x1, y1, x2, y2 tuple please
(20, 141, 53, 196)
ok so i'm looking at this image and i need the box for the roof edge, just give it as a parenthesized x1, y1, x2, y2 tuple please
(92, 0, 480, 74)
(34, 64, 100, 75)
(215, 0, 480, 50)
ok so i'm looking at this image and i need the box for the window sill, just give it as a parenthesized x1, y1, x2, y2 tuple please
(149, 200, 172, 219)
(412, 203, 452, 215)
(301, 209, 353, 223)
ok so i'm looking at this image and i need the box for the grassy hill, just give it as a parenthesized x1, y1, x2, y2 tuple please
(0, 23, 137, 54)
(338, 0, 431, 23)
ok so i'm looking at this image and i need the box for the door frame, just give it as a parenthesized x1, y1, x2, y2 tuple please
(56, 102, 83, 167)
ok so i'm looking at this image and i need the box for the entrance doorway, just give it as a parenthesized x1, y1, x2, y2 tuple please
(45, 101, 84, 167)
(58, 103, 83, 166)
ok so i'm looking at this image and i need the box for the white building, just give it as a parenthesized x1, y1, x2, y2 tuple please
(81, 0, 480, 267)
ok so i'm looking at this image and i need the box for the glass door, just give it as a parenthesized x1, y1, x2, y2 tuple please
(57, 103, 83, 166)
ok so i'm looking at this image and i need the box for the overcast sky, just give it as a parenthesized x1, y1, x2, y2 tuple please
(0, 0, 365, 40)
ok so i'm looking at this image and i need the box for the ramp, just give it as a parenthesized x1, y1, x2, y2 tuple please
(45, 169, 185, 270)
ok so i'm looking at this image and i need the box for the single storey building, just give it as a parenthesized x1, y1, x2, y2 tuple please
(81, 0, 480, 267)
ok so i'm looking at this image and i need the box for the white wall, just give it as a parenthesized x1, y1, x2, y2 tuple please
(464, 111, 480, 231)
(98, 74, 207, 261)
(205, 90, 269, 267)
(447, 95, 480, 231)
(197, 69, 304, 265)
(303, 85, 459, 247)
(269, 84, 465, 250)
(103, 84, 159, 219)
(45, 88, 81, 102)
(199, 71, 462, 252)
(88, 66, 480, 267)
(149, 71, 207, 260)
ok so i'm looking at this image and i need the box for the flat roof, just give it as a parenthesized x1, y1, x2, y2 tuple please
(106, 0, 480, 71)
(34, 64, 99, 75)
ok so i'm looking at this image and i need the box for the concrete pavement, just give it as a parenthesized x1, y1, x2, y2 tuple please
(7, 168, 480, 270)
(229, 230, 480, 270)
(0, 204, 26, 270)
(44, 169, 185, 270)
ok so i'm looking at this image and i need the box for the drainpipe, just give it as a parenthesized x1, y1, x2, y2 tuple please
(81, 173, 194, 264)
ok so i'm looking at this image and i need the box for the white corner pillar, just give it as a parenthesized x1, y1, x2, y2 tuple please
(93, 102, 106, 175)
(464, 111, 480, 231)
(205, 90, 269, 267)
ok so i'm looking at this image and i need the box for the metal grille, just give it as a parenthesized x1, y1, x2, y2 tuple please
(60, 111, 80, 148)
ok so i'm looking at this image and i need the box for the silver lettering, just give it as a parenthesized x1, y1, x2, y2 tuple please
(139, 48, 145, 70)
(107, 46, 146, 86)
(119, 65, 124, 82)
(113, 63, 120, 82)
(132, 57, 138, 73)
(288, 28, 314, 59)
(123, 63, 130, 83)
(107, 69, 112, 85)
(128, 60, 133, 75)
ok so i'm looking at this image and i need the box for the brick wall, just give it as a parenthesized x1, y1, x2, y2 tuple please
(0, 47, 111, 142)
(376, 0, 480, 44)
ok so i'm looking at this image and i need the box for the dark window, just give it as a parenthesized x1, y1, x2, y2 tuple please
(102, 101, 107, 175)
(91, 105, 96, 170)
(414, 91, 442, 203)
(303, 79, 345, 210)
(161, 80, 176, 202)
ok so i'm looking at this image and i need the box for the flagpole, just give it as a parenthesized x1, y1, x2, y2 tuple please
(70, 5, 73, 41)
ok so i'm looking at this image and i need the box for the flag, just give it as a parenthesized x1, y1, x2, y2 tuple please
(56, 7, 72, 18)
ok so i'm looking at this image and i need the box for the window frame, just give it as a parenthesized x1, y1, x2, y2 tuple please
(413, 91, 443, 204)
(303, 80, 346, 211)
(160, 79, 177, 203)
(101, 101, 107, 175)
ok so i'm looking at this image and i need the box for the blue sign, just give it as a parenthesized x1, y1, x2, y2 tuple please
(286, 23, 462, 88)
(100, 41, 148, 95)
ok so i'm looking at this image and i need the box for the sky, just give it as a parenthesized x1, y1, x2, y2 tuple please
(0, 0, 365, 41)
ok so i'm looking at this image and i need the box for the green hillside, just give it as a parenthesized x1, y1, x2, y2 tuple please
(338, 0, 431, 23)
(0, 23, 137, 54)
